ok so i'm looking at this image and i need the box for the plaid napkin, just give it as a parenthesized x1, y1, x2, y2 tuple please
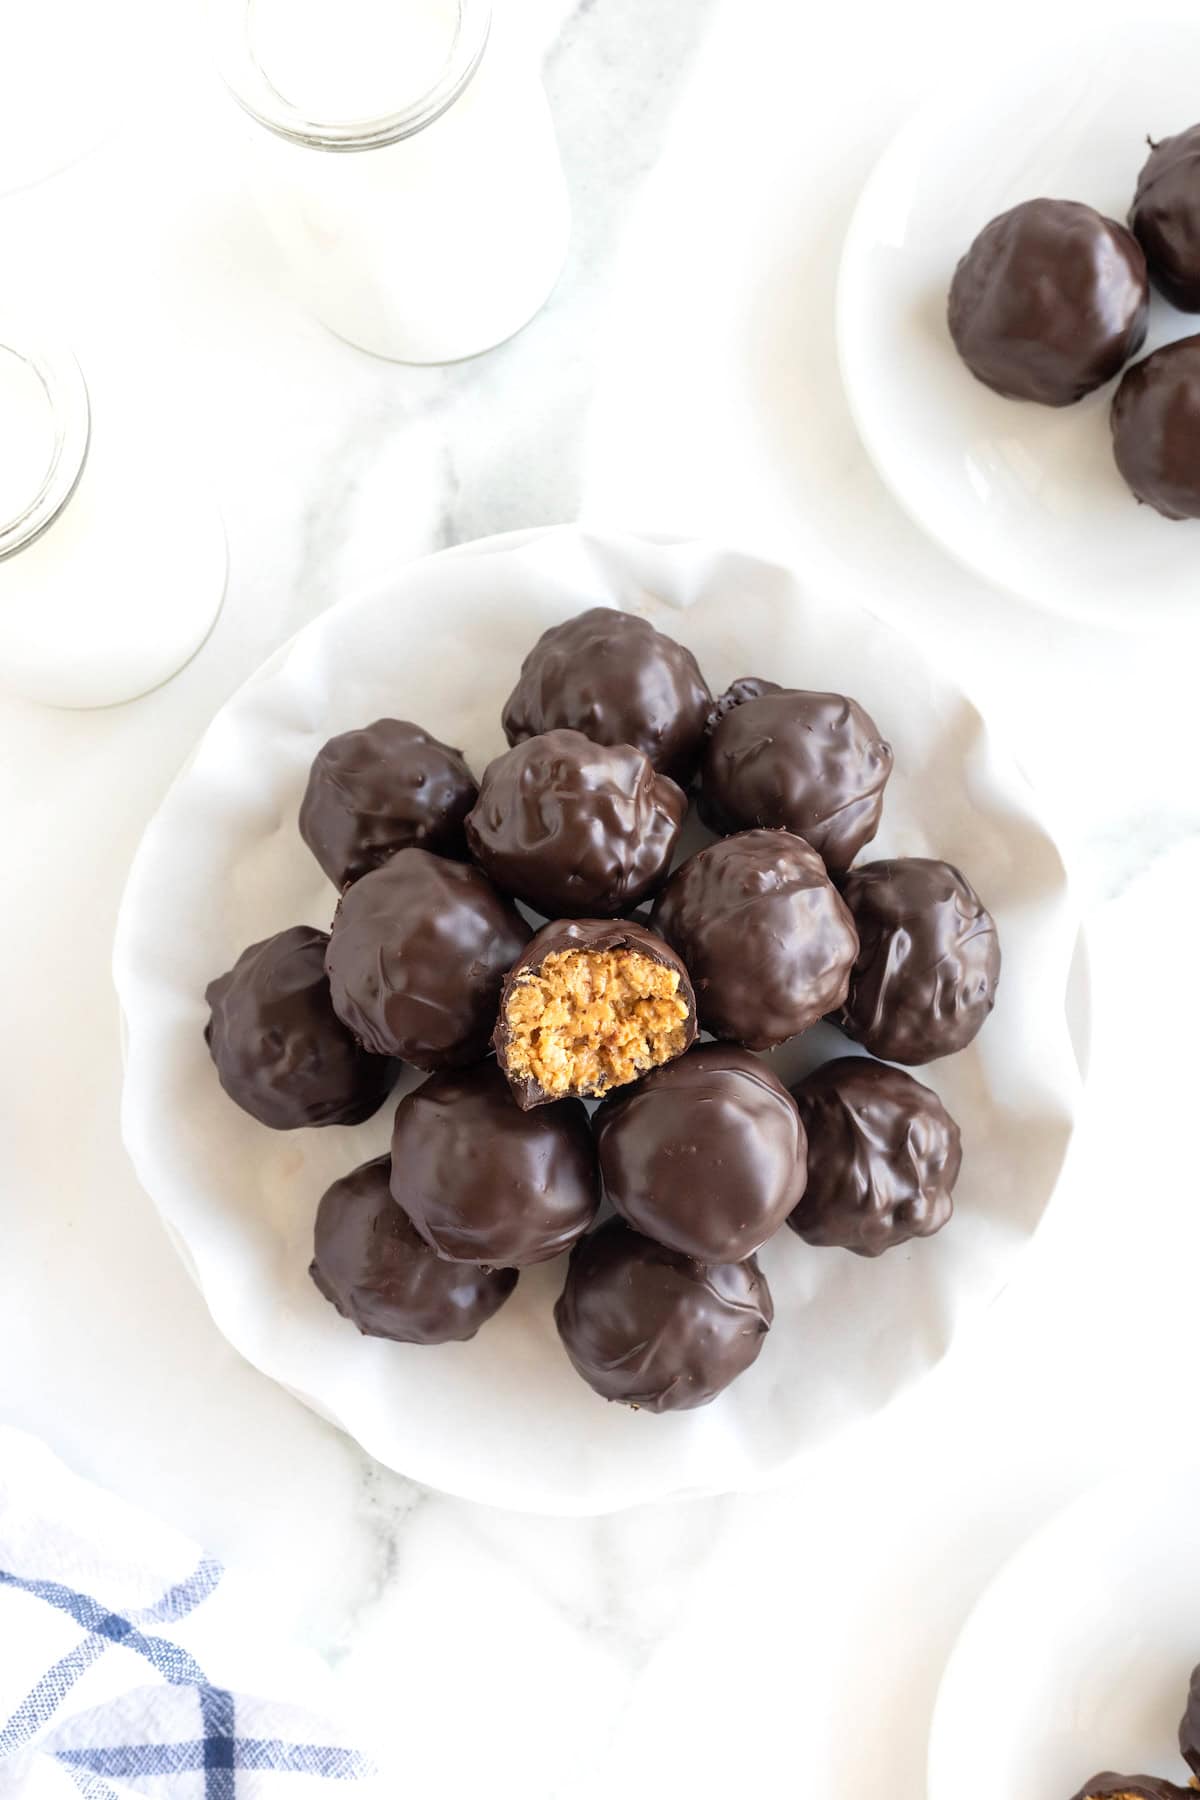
(0, 1430, 381, 1799)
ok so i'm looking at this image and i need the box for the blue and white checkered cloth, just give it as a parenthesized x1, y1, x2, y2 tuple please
(0, 1430, 382, 1799)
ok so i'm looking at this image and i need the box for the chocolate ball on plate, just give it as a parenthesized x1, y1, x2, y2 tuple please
(700, 682, 893, 872)
(1131, 126, 1200, 311)
(948, 198, 1149, 405)
(651, 828, 858, 1050)
(554, 1218, 773, 1412)
(311, 1154, 517, 1343)
(389, 1060, 600, 1267)
(501, 606, 713, 786)
(835, 858, 1000, 1064)
(205, 925, 397, 1130)
(788, 1058, 961, 1256)
(325, 848, 530, 1068)
(494, 917, 697, 1110)
(595, 1044, 808, 1263)
(465, 728, 686, 918)
(299, 718, 477, 890)
(1068, 1779, 1195, 1800)
(1111, 336, 1200, 518)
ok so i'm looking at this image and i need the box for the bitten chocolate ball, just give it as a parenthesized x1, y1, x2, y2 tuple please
(311, 1155, 517, 1342)
(788, 1058, 961, 1256)
(595, 1045, 808, 1263)
(554, 1219, 773, 1411)
(700, 683, 893, 872)
(205, 926, 397, 1130)
(1131, 126, 1200, 311)
(948, 198, 1149, 405)
(836, 858, 1000, 1064)
(501, 606, 713, 786)
(465, 729, 685, 918)
(1069, 1779, 1195, 1800)
(1111, 336, 1200, 518)
(1180, 1662, 1200, 1778)
(389, 1061, 600, 1267)
(651, 829, 858, 1050)
(325, 848, 530, 1068)
(299, 718, 477, 890)
(495, 917, 697, 1109)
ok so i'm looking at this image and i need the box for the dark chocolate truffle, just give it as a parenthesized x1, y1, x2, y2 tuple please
(948, 198, 1149, 405)
(311, 1154, 517, 1342)
(465, 729, 685, 918)
(1131, 126, 1200, 311)
(788, 1058, 961, 1256)
(205, 926, 396, 1130)
(1180, 1661, 1200, 1777)
(651, 829, 858, 1050)
(835, 858, 1000, 1064)
(1069, 1779, 1195, 1800)
(700, 684, 893, 872)
(1111, 336, 1200, 518)
(299, 718, 477, 889)
(389, 1061, 600, 1267)
(595, 1045, 808, 1262)
(325, 848, 530, 1068)
(495, 917, 697, 1109)
(501, 606, 713, 786)
(554, 1218, 773, 1411)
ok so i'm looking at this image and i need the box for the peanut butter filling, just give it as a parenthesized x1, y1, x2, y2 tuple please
(502, 948, 690, 1100)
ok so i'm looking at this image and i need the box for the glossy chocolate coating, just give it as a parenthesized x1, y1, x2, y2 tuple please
(1111, 336, 1200, 518)
(494, 917, 698, 1109)
(299, 718, 478, 890)
(651, 829, 858, 1050)
(325, 848, 530, 1068)
(1132, 127, 1200, 311)
(205, 926, 396, 1130)
(704, 676, 783, 732)
(465, 729, 686, 918)
(595, 1045, 808, 1262)
(389, 1061, 600, 1267)
(788, 1058, 961, 1256)
(1069, 1778, 1195, 1800)
(501, 606, 713, 786)
(554, 1218, 773, 1411)
(948, 198, 1149, 405)
(1180, 1662, 1200, 1777)
(700, 684, 893, 872)
(836, 858, 999, 1064)
(310, 1155, 517, 1342)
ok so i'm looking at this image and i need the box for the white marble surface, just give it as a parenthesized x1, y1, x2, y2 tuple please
(2, 0, 1200, 1794)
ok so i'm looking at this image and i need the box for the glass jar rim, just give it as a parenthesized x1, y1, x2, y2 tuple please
(0, 336, 90, 564)
(212, 0, 492, 151)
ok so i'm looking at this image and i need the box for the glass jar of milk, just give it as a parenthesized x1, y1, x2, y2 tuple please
(214, 0, 571, 364)
(0, 335, 227, 709)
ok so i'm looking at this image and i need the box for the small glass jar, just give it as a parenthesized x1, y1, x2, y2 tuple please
(213, 0, 571, 364)
(0, 333, 227, 709)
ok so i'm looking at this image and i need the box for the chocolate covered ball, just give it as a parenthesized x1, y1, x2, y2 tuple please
(299, 718, 477, 890)
(595, 1045, 808, 1262)
(465, 729, 685, 918)
(835, 858, 1000, 1064)
(1131, 126, 1200, 311)
(495, 917, 697, 1109)
(700, 683, 893, 872)
(389, 1061, 600, 1267)
(1180, 1662, 1200, 1778)
(1111, 336, 1200, 518)
(501, 606, 713, 786)
(788, 1058, 961, 1256)
(554, 1219, 773, 1411)
(205, 926, 396, 1129)
(948, 198, 1149, 405)
(652, 829, 858, 1050)
(1069, 1779, 1194, 1800)
(325, 848, 530, 1068)
(311, 1155, 517, 1342)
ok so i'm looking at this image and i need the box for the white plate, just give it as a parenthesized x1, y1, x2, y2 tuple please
(929, 1471, 1200, 1800)
(112, 526, 1082, 1515)
(837, 19, 1200, 628)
